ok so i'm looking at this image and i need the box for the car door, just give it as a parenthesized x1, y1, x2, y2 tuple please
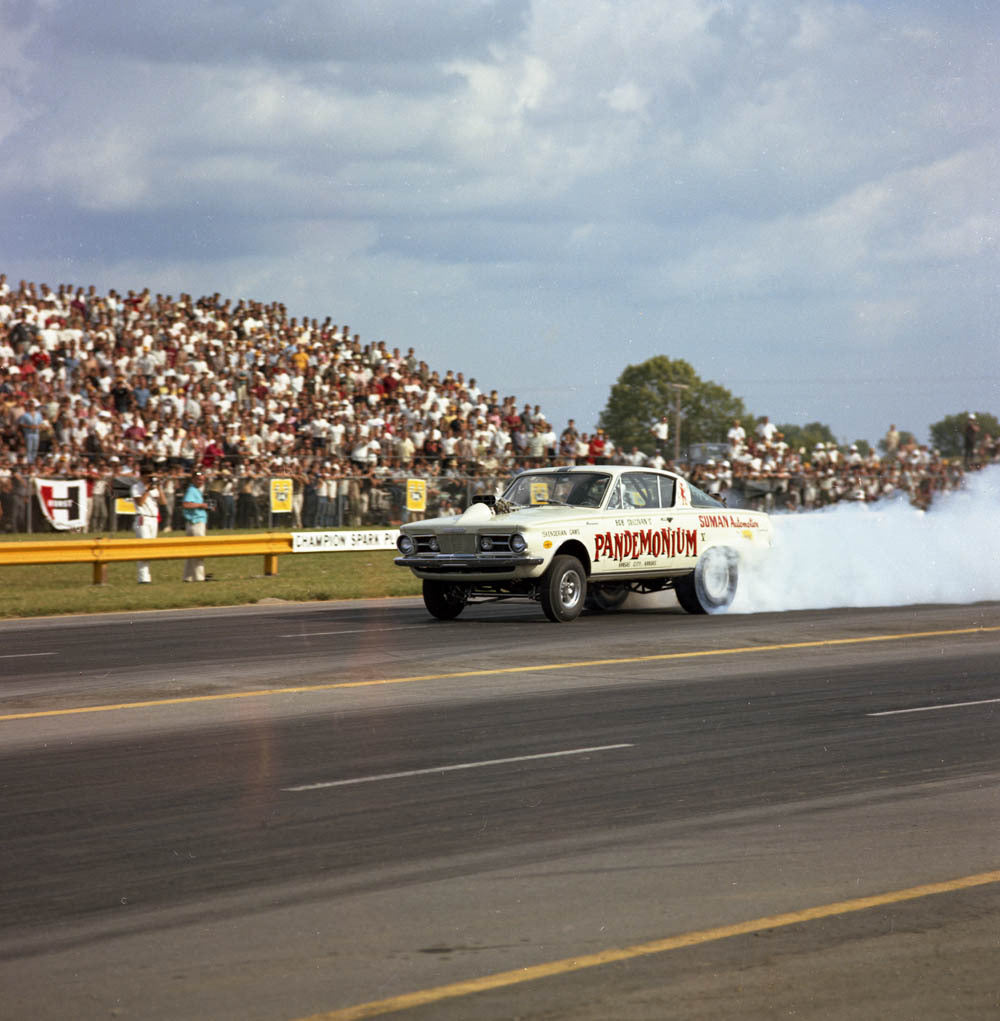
(591, 471, 698, 575)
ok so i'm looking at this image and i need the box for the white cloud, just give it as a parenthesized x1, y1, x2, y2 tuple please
(603, 81, 650, 117)
(0, 0, 997, 445)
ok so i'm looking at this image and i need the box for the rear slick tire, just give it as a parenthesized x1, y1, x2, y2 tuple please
(674, 546, 739, 614)
(540, 555, 586, 622)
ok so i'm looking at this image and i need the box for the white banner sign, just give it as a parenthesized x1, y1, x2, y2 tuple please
(291, 529, 399, 552)
(35, 478, 89, 531)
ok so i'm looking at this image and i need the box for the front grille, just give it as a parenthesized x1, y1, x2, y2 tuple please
(413, 533, 478, 555)
(412, 533, 518, 555)
(439, 533, 477, 555)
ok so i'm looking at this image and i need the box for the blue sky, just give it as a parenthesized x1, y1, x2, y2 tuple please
(2, 0, 998, 446)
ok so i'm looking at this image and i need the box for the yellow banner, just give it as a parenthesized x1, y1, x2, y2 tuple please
(270, 477, 293, 513)
(406, 478, 427, 512)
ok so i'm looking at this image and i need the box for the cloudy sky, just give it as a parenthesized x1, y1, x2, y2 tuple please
(1, 0, 997, 446)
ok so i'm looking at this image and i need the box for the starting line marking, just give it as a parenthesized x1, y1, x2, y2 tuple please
(283, 743, 634, 792)
(296, 868, 1000, 1020)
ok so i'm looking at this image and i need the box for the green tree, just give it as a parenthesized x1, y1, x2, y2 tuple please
(929, 411, 1000, 459)
(775, 421, 837, 454)
(599, 355, 748, 453)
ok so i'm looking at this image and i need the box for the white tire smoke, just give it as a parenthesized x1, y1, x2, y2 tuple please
(731, 465, 1000, 613)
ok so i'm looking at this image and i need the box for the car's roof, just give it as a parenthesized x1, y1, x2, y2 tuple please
(514, 465, 681, 480)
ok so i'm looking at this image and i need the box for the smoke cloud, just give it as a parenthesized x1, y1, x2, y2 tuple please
(732, 465, 1000, 613)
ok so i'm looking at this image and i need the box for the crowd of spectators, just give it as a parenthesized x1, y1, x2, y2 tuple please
(1, 272, 996, 532)
(0, 272, 568, 480)
(688, 417, 975, 513)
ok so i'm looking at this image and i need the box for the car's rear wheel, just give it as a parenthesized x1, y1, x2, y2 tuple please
(540, 555, 587, 622)
(585, 583, 629, 612)
(422, 580, 469, 620)
(674, 546, 739, 614)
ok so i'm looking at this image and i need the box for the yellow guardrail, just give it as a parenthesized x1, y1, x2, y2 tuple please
(0, 533, 294, 584)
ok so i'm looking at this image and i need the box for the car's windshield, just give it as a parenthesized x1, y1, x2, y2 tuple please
(502, 471, 611, 509)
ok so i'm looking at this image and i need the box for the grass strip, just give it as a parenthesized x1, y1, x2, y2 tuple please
(0, 531, 420, 618)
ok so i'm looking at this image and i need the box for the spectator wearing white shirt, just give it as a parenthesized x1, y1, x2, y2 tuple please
(756, 416, 778, 444)
(625, 445, 647, 466)
(727, 419, 746, 456)
(651, 415, 670, 447)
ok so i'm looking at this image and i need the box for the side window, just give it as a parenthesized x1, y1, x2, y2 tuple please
(621, 475, 642, 509)
(637, 472, 664, 509)
(606, 479, 623, 510)
(687, 482, 724, 508)
(657, 474, 676, 508)
(622, 473, 662, 509)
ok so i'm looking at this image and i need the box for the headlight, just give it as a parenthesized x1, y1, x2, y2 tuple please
(396, 534, 415, 555)
(479, 535, 494, 552)
(510, 533, 527, 553)
(428, 536, 440, 552)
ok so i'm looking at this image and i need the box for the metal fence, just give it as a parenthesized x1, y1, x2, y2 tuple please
(0, 461, 971, 537)
(0, 471, 510, 535)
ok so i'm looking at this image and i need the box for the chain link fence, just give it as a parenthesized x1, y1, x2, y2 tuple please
(0, 458, 976, 536)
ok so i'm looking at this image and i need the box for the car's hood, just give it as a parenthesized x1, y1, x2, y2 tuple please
(492, 504, 584, 523)
(407, 503, 585, 531)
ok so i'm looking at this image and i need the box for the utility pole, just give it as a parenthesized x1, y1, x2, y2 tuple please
(665, 382, 688, 463)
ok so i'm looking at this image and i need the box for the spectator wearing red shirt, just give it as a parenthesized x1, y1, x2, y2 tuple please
(202, 435, 224, 469)
(587, 428, 607, 464)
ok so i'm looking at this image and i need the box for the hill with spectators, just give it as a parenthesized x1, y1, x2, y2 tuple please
(1, 271, 996, 533)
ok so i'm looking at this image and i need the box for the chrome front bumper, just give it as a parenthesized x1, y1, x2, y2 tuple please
(395, 554, 544, 574)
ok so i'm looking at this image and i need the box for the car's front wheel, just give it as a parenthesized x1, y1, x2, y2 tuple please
(422, 580, 469, 620)
(540, 555, 587, 622)
(674, 546, 739, 614)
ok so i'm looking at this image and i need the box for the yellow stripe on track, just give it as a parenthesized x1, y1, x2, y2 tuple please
(2, 624, 998, 723)
(296, 869, 1000, 1020)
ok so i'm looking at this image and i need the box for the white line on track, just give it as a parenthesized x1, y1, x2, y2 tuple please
(869, 697, 1000, 717)
(0, 652, 56, 659)
(279, 625, 428, 638)
(283, 743, 635, 792)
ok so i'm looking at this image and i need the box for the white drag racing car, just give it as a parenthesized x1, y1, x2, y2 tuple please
(395, 465, 771, 622)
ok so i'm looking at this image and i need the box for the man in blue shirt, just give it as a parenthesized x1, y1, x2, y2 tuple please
(132, 375, 151, 410)
(18, 400, 45, 464)
(182, 469, 210, 582)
